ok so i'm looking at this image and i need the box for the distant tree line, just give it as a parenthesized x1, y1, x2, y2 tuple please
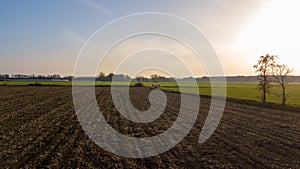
(134, 74, 176, 83)
(97, 72, 131, 82)
(0, 74, 73, 81)
(97, 72, 176, 82)
(1, 72, 299, 84)
(0, 74, 10, 80)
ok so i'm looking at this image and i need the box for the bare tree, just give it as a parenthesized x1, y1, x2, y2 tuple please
(151, 74, 159, 83)
(98, 72, 105, 78)
(272, 64, 293, 105)
(107, 73, 114, 81)
(253, 54, 276, 103)
(97, 72, 106, 81)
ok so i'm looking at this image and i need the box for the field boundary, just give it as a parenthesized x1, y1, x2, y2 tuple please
(1, 84, 299, 111)
(160, 88, 300, 112)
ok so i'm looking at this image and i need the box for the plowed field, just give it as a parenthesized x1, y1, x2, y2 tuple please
(1, 86, 300, 168)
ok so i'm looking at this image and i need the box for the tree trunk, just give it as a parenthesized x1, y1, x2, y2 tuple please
(263, 85, 266, 102)
(262, 76, 267, 103)
(282, 85, 286, 105)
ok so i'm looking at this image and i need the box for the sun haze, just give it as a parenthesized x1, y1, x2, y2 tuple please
(0, 0, 298, 76)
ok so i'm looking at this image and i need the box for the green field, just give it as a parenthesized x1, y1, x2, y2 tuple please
(159, 82, 300, 106)
(1, 81, 299, 106)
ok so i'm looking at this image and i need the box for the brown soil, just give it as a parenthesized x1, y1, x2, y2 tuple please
(1, 86, 299, 168)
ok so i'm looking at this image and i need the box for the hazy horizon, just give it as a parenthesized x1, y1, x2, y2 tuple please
(1, 0, 299, 76)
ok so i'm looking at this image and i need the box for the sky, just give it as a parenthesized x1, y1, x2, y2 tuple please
(0, 0, 299, 77)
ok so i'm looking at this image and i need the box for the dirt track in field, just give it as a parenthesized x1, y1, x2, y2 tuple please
(1, 86, 300, 168)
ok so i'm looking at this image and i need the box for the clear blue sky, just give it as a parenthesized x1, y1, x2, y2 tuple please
(1, 0, 299, 76)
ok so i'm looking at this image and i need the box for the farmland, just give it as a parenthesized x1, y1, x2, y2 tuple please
(159, 82, 300, 107)
(1, 81, 300, 106)
(1, 86, 300, 168)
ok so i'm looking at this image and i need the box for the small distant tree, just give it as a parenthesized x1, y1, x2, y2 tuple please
(272, 63, 293, 105)
(157, 75, 167, 82)
(151, 74, 159, 82)
(107, 73, 114, 81)
(98, 72, 105, 78)
(64, 76, 73, 81)
(253, 54, 276, 103)
(52, 74, 61, 79)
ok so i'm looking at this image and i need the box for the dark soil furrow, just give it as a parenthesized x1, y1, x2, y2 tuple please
(1, 87, 299, 168)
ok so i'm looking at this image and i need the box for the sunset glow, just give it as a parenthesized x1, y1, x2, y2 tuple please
(0, 0, 299, 76)
(237, 0, 300, 70)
